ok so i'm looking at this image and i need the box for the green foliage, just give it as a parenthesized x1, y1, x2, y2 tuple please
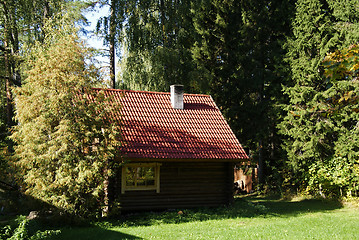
(0, 216, 60, 240)
(100, 199, 270, 228)
(0, 141, 10, 182)
(191, 0, 243, 96)
(10, 18, 121, 217)
(99, 0, 295, 190)
(0, 0, 89, 53)
(100, 0, 198, 92)
(323, 44, 359, 81)
(192, 0, 294, 187)
(0, 0, 88, 97)
(280, 0, 359, 197)
(0, 0, 94, 209)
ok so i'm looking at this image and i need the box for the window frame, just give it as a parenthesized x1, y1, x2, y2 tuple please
(121, 163, 161, 194)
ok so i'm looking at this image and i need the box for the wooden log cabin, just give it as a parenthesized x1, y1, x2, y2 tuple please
(96, 85, 248, 211)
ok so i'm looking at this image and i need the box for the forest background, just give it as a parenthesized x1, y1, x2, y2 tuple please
(1, 0, 359, 216)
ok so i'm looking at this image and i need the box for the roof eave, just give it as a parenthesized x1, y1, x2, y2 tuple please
(116, 157, 250, 163)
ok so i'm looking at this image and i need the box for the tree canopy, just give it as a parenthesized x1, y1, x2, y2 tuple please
(2, 0, 359, 216)
(0, 0, 90, 185)
(280, 0, 359, 197)
(11, 19, 121, 216)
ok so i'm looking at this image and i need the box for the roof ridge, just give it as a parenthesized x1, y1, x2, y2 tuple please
(92, 87, 211, 97)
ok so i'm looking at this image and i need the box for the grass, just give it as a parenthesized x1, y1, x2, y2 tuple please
(46, 195, 359, 240)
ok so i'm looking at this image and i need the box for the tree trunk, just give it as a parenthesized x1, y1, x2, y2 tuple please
(257, 58, 265, 187)
(258, 139, 264, 186)
(102, 172, 109, 217)
(44, 0, 50, 19)
(109, 0, 116, 89)
(3, 2, 14, 128)
(5, 50, 13, 128)
(160, 0, 166, 45)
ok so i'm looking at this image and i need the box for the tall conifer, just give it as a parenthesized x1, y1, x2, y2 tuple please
(192, 0, 294, 187)
(280, 0, 359, 196)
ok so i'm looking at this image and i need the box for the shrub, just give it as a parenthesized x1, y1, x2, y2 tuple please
(0, 216, 60, 240)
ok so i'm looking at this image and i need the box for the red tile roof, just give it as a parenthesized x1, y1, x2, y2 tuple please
(94, 88, 248, 160)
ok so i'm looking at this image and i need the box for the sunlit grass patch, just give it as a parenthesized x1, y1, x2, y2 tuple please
(48, 196, 359, 240)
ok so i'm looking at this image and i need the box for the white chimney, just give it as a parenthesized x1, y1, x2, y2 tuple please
(170, 84, 184, 109)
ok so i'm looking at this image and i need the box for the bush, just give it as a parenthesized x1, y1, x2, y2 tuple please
(0, 216, 60, 240)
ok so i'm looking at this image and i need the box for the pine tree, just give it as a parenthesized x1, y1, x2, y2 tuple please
(95, 0, 126, 88)
(11, 19, 121, 216)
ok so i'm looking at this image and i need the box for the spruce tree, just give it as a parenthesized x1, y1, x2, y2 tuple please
(320, 44, 359, 197)
(280, 0, 359, 196)
(192, 0, 294, 188)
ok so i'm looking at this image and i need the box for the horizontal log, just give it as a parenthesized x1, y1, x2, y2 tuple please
(119, 198, 227, 206)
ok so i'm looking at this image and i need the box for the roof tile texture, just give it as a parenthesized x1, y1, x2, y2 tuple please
(95, 88, 248, 160)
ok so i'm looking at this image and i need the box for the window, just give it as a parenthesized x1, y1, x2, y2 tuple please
(121, 163, 161, 194)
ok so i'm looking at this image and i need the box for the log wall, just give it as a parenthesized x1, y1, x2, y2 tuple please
(112, 162, 234, 211)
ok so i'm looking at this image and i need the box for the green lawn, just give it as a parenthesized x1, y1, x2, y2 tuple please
(50, 196, 359, 240)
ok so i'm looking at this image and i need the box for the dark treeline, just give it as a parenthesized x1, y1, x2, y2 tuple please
(1, 0, 359, 216)
(112, 0, 359, 197)
(108, 0, 359, 197)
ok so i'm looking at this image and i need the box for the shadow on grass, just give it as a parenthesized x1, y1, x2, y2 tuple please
(246, 195, 343, 217)
(98, 195, 343, 228)
(1, 187, 142, 240)
(2, 193, 343, 240)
